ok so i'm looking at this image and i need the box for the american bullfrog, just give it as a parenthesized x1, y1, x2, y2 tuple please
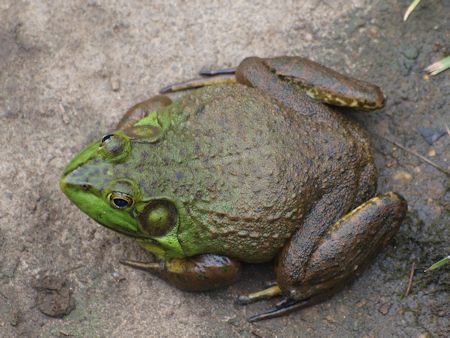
(60, 56, 407, 321)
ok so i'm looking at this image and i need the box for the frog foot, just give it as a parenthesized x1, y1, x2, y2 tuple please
(238, 285, 326, 322)
(247, 296, 322, 323)
(120, 259, 164, 272)
(199, 67, 236, 76)
(121, 254, 241, 292)
(160, 66, 238, 93)
(244, 192, 407, 322)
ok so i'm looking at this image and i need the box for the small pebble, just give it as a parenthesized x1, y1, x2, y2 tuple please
(111, 77, 121, 91)
(393, 170, 413, 183)
(62, 114, 70, 125)
(10, 310, 22, 327)
(378, 302, 392, 315)
(417, 334, 432, 338)
(33, 275, 75, 318)
(325, 315, 337, 324)
(427, 148, 436, 157)
(402, 46, 419, 60)
(418, 127, 446, 145)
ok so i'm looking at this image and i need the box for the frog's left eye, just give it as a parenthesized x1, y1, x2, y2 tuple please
(98, 132, 131, 162)
(101, 134, 114, 143)
(108, 192, 134, 209)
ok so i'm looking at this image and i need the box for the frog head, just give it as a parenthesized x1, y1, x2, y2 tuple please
(60, 112, 187, 259)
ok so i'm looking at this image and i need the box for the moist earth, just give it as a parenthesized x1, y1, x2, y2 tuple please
(0, 0, 448, 337)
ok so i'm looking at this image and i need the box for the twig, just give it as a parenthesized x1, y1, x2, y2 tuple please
(0, 290, 8, 300)
(252, 330, 264, 338)
(63, 264, 84, 273)
(405, 262, 416, 297)
(377, 134, 450, 176)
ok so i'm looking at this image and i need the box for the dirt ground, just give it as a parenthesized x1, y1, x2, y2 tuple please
(0, 0, 448, 337)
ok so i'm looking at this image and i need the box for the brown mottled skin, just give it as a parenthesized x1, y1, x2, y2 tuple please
(261, 56, 386, 109)
(61, 56, 407, 319)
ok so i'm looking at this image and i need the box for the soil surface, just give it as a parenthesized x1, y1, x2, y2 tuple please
(0, 1, 448, 337)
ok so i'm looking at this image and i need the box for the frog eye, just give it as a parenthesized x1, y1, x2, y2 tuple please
(101, 134, 114, 143)
(98, 132, 131, 162)
(138, 200, 177, 237)
(101, 133, 125, 154)
(108, 192, 134, 209)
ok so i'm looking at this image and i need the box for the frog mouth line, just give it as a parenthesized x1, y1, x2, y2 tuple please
(60, 176, 157, 241)
(96, 219, 156, 240)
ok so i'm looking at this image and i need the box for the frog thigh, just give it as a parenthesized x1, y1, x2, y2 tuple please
(276, 192, 407, 300)
(116, 95, 172, 130)
(236, 56, 385, 110)
(264, 56, 385, 110)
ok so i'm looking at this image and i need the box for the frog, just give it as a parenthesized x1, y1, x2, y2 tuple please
(60, 56, 407, 322)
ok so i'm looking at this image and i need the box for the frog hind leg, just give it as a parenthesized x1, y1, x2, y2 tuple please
(116, 95, 172, 130)
(121, 253, 241, 292)
(236, 56, 385, 111)
(248, 192, 407, 322)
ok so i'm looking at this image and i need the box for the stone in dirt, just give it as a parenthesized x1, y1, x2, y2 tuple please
(33, 274, 75, 318)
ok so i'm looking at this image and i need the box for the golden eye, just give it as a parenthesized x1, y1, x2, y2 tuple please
(109, 192, 134, 209)
(138, 200, 177, 237)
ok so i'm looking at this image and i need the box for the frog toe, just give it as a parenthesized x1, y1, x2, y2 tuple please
(236, 285, 281, 305)
(247, 297, 315, 322)
(198, 67, 236, 76)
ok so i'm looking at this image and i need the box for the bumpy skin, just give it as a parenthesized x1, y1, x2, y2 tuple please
(165, 84, 377, 262)
(66, 84, 376, 261)
(275, 192, 407, 301)
(61, 56, 407, 314)
(261, 56, 385, 109)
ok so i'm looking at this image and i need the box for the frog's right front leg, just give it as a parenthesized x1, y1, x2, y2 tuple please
(121, 254, 241, 292)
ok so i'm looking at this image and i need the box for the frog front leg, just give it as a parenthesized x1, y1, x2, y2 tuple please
(116, 95, 172, 130)
(121, 254, 241, 292)
(247, 192, 407, 322)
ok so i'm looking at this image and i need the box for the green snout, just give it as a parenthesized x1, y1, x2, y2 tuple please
(60, 142, 141, 238)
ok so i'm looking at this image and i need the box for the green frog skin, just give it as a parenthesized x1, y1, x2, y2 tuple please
(60, 56, 407, 321)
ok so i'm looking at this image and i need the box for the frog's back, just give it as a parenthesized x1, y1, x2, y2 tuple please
(153, 84, 376, 263)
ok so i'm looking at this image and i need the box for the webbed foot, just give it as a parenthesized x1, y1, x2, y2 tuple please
(247, 297, 315, 322)
(120, 254, 241, 292)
